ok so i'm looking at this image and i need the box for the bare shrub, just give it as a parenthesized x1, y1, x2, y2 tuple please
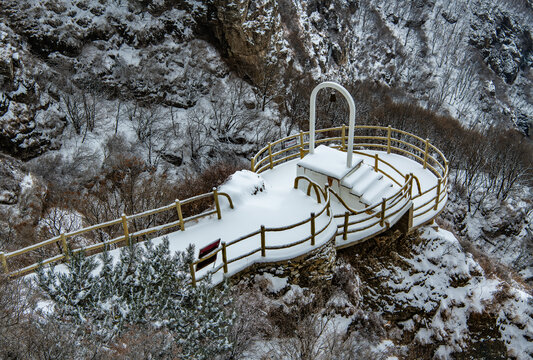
(105, 326, 182, 359)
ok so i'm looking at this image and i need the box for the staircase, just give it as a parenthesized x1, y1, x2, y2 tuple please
(341, 163, 396, 206)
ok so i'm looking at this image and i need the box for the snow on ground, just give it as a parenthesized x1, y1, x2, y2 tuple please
(360, 226, 533, 359)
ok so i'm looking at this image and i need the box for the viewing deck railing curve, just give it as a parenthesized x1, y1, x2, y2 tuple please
(251, 125, 449, 227)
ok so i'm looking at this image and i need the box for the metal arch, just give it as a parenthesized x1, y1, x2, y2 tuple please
(309, 81, 356, 167)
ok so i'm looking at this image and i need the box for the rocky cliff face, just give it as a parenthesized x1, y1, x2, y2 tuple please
(0, 26, 65, 159)
(338, 227, 533, 359)
(1, 0, 531, 161)
(273, 0, 532, 133)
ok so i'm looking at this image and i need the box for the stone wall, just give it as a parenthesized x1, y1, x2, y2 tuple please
(230, 235, 337, 287)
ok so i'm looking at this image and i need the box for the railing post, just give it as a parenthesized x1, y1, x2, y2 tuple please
(60, 233, 69, 260)
(324, 184, 330, 216)
(423, 138, 429, 169)
(0, 252, 8, 274)
(343, 211, 349, 240)
(175, 199, 185, 231)
(213, 188, 222, 220)
(268, 142, 273, 169)
(341, 125, 346, 150)
(189, 262, 196, 287)
(409, 173, 414, 197)
(310, 212, 316, 246)
(380, 198, 386, 227)
(251, 157, 255, 172)
(222, 242, 228, 274)
(374, 153, 379, 172)
(434, 178, 441, 211)
(299, 132, 304, 158)
(121, 214, 131, 246)
(387, 125, 392, 154)
(260, 225, 266, 257)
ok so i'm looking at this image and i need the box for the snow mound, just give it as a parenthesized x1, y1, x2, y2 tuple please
(255, 273, 289, 294)
(219, 170, 266, 207)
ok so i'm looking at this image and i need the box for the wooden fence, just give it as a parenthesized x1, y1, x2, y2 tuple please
(1, 188, 234, 277)
(251, 125, 448, 225)
(188, 125, 448, 285)
(189, 176, 332, 286)
(2, 124, 448, 285)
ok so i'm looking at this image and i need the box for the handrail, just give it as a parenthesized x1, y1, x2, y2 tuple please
(189, 169, 425, 286)
(410, 173, 422, 196)
(5, 125, 448, 286)
(190, 177, 332, 285)
(294, 175, 323, 203)
(252, 125, 447, 219)
(2, 189, 235, 277)
(253, 125, 447, 179)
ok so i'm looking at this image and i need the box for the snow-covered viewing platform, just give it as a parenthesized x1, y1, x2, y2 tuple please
(3, 82, 448, 286)
(169, 143, 446, 285)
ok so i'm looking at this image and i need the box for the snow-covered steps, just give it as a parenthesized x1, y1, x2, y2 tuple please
(349, 170, 383, 197)
(340, 162, 398, 206)
(341, 163, 372, 188)
(361, 180, 393, 205)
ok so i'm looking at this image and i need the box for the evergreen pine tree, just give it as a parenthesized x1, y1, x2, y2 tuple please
(37, 237, 235, 359)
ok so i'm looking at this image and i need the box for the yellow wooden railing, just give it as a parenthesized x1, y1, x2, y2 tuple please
(251, 125, 448, 224)
(188, 173, 415, 285)
(1, 188, 234, 277)
(189, 176, 332, 286)
(188, 126, 448, 285)
(3, 125, 448, 285)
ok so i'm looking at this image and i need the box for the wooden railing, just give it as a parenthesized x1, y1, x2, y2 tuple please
(332, 174, 414, 246)
(251, 125, 448, 225)
(189, 176, 332, 286)
(4, 125, 448, 285)
(1, 188, 234, 277)
(188, 126, 448, 286)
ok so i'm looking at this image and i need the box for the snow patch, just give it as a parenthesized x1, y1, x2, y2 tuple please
(219, 170, 266, 207)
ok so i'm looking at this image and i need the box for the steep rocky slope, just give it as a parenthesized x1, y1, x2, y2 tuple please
(2, 0, 531, 163)
(234, 227, 532, 359)
(275, 0, 532, 133)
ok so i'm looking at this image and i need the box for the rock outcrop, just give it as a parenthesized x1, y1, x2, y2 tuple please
(0, 27, 65, 160)
(470, 7, 533, 85)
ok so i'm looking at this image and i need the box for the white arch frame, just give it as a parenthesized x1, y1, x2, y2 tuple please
(309, 81, 356, 167)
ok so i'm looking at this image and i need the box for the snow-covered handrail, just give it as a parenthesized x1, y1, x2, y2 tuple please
(2, 189, 235, 277)
(189, 176, 332, 286)
(252, 124, 449, 231)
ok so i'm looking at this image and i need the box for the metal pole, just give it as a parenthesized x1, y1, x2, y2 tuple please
(309, 82, 356, 167)
(341, 125, 346, 150)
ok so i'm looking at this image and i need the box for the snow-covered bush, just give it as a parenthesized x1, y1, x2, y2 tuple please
(37, 237, 234, 359)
